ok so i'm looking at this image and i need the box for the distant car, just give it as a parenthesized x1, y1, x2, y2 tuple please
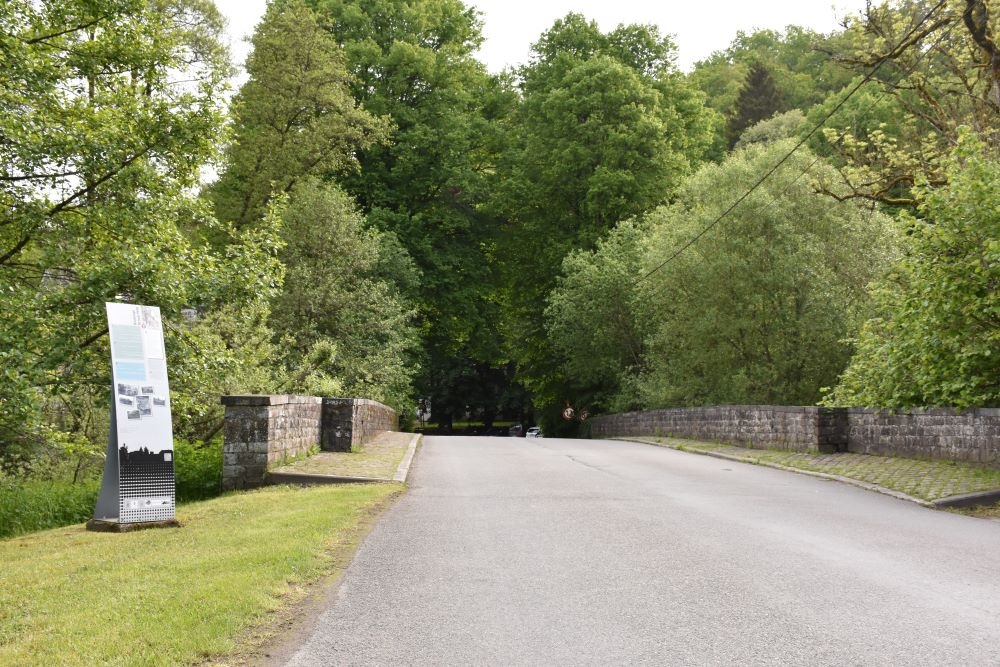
(509, 424, 524, 437)
(526, 427, 542, 438)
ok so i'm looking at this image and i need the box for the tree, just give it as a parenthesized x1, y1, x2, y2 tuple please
(269, 179, 419, 410)
(495, 14, 715, 420)
(206, 0, 420, 415)
(545, 221, 650, 412)
(689, 26, 855, 155)
(208, 0, 390, 228)
(548, 141, 898, 410)
(814, 0, 1000, 205)
(638, 142, 897, 406)
(726, 62, 786, 148)
(309, 0, 520, 426)
(828, 133, 1000, 408)
(0, 0, 283, 458)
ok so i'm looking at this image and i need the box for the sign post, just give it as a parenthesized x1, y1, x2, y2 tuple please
(88, 303, 178, 531)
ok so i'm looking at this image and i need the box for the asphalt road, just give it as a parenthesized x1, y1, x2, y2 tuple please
(282, 436, 1000, 666)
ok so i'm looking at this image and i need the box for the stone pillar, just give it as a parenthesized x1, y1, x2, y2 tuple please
(321, 398, 355, 452)
(817, 407, 848, 453)
(221, 395, 322, 490)
(222, 396, 271, 490)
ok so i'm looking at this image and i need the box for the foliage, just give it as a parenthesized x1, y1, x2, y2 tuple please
(208, 0, 390, 227)
(637, 142, 897, 406)
(726, 62, 786, 148)
(174, 438, 222, 501)
(689, 26, 855, 155)
(548, 142, 898, 410)
(206, 0, 418, 415)
(495, 13, 716, 417)
(735, 109, 807, 148)
(269, 179, 420, 410)
(545, 221, 650, 412)
(816, 0, 1000, 204)
(0, 476, 99, 539)
(309, 0, 518, 426)
(829, 133, 1000, 408)
(0, 0, 283, 460)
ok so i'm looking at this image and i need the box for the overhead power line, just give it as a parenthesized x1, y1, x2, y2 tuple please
(634, 0, 950, 285)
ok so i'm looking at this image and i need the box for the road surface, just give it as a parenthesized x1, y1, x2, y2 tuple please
(282, 436, 1000, 665)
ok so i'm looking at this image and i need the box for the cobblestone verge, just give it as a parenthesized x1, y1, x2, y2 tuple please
(624, 437, 1000, 502)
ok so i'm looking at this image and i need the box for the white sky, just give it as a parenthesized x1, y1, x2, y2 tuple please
(215, 0, 871, 83)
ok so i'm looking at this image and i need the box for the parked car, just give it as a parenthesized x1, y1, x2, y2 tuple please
(509, 424, 524, 437)
(526, 427, 542, 438)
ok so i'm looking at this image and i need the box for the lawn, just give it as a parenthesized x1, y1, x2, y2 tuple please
(0, 482, 402, 666)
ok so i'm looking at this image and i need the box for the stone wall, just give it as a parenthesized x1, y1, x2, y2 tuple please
(846, 408, 1000, 465)
(221, 395, 397, 490)
(321, 398, 398, 452)
(589, 405, 845, 453)
(590, 405, 1000, 466)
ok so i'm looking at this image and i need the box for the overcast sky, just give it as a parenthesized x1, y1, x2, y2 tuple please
(216, 0, 870, 83)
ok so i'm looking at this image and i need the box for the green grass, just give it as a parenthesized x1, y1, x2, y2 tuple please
(0, 478, 100, 538)
(955, 501, 1000, 519)
(624, 436, 1000, 502)
(0, 482, 402, 666)
(0, 439, 226, 539)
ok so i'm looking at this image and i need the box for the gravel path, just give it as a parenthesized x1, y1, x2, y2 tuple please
(281, 435, 1000, 666)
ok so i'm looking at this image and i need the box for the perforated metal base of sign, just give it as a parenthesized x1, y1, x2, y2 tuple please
(119, 457, 175, 523)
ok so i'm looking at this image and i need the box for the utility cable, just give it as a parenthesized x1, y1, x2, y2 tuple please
(634, 0, 950, 285)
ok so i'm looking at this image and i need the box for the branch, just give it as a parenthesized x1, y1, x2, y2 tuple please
(24, 16, 109, 45)
(79, 327, 109, 350)
(963, 0, 1000, 107)
(0, 142, 157, 265)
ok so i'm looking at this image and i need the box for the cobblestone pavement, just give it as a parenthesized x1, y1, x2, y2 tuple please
(628, 437, 1000, 501)
(270, 431, 413, 479)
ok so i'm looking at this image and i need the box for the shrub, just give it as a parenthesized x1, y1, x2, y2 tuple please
(174, 439, 223, 502)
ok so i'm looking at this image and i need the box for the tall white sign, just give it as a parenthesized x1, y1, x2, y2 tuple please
(92, 303, 176, 524)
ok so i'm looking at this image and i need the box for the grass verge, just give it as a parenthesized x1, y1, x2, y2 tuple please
(0, 482, 402, 666)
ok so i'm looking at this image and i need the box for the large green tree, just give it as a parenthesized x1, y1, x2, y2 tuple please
(270, 179, 419, 410)
(208, 0, 418, 414)
(0, 0, 282, 459)
(209, 0, 390, 227)
(547, 142, 899, 410)
(309, 0, 522, 426)
(495, 14, 715, 422)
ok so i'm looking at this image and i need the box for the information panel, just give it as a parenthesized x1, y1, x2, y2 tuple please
(93, 303, 175, 524)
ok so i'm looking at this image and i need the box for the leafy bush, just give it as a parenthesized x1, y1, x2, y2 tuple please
(828, 134, 1000, 408)
(174, 439, 223, 502)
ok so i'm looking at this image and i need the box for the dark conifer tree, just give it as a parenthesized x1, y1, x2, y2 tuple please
(726, 61, 785, 148)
